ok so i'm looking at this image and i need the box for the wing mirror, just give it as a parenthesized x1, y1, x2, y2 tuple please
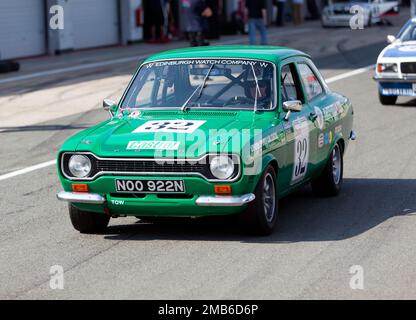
(283, 100, 302, 120)
(103, 99, 117, 117)
(387, 35, 396, 44)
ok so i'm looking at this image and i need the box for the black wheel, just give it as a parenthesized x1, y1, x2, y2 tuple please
(68, 204, 110, 233)
(312, 142, 343, 197)
(378, 92, 397, 105)
(240, 165, 278, 235)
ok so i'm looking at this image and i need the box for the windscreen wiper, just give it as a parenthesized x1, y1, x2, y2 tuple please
(250, 63, 261, 112)
(181, 64, 215, 112)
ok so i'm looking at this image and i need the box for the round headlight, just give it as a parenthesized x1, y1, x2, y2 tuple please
(68, 155, 92, 178)
(210, 156, 234, 180)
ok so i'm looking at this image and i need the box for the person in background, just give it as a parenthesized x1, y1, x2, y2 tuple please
(206, 0, 223, 39)
(182, 0, 212, 46)
(245, 0, 268, 45)
(306, 0, 320, 20)
(274, 0, 286, 27)
(292, 0, 304, 25)
(146, 0, 169, 43)
(411, 0, 416, 18)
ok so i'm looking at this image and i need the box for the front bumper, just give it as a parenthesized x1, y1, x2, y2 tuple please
(57, 191, 106, 204)
(374, 79, 416, 97)
(57, 191, 255, 207)
(373, 75, 416, 82)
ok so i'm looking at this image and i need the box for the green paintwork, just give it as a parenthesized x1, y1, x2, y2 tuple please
(57, 46, 353, 217)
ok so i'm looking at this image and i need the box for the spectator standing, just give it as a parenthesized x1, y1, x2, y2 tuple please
(306, 0, 320, 20)
(206, 0, 223, 39)
(145, 0, 169, 43)
(181, 0, 212, 46)
(411, 0, 416, 18)
(292, 0, 304, 25)
(245, 0, 268, 45)
(274, 0, 286, 27)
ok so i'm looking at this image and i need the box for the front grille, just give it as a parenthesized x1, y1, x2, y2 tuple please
(61, 152, 240, 181)
(333, 9, 350, 15)
(96, 159, 208, 174)
(401, 62, 416, 74)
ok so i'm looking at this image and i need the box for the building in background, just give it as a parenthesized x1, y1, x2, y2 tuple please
(0, 0, 319, 60)
(0, 0, 144, 60)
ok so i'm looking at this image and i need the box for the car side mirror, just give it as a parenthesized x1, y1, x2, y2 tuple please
(103, 99, 117, 117)
(283, 100, 302, 121)
(387, 35, 396, 44)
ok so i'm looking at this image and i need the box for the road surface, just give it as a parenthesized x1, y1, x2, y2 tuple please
(1, 14, 415, 299)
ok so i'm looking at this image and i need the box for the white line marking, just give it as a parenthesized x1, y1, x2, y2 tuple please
(0, 28, 311, 85)
(0, 56, 144, 85)
(0, 160, 56, 181)
(0, 58, 375, 181)
(326, 64, 375, 83)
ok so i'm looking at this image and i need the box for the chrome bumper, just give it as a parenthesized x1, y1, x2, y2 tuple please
(373, 76, 416, 82)
(56, 191, 255, 207)
(56, 191, 106, 204)
(195, 193, 255, 207)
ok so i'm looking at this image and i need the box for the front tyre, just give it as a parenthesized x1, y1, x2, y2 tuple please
(240, 165, 278, 235)
(378, 92, 397, 105)
(311, 142, 343, 197)
(69, 204, 110, 233)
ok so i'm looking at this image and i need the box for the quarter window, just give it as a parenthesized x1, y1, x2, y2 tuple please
(297, 63, 323, 101)
(280, 63, 303, 103)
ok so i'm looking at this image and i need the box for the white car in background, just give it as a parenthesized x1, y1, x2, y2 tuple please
(321, 0, 399, 28)
(374, 18, 416, 105)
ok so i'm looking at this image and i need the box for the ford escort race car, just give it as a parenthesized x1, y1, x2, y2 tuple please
(56, 46, 355, 235)
(374, 18, 416, 105)
(321, 0, 399, 28)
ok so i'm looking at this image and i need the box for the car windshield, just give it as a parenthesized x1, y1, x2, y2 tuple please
(397, 22, 416, 42)
(121, 59, 275, 111)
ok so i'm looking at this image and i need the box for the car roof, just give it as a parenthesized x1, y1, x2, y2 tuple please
(144, 45, 310, 65)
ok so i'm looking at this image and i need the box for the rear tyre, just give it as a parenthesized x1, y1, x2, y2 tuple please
(378, 92, 397, 105)
(311, 142, 343, 197)
(69, 204, 110, 233)
(240, 165, 278, 236)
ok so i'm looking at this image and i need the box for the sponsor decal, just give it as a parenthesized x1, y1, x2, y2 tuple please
(127, 140, 180, 150)
(314, 106, 325, 130)
(129, 111, 141, 119)
(323, 130, 333, 146)
(291, 117, 309, 183)
(133, 120, 206, 134)
(284, 122, 292, 134)
(146, 59, 270, 68)
(398, 46, 416, 52)
(335, 125, 343, 134)
(250, 131, 283, 153)
(318, 133, 324, 148)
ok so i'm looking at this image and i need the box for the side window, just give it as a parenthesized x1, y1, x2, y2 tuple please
(280, 63, 303, 103)
(297, 63, 324, 101)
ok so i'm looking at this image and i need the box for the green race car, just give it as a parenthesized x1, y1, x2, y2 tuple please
(56, 46, 355, 235)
